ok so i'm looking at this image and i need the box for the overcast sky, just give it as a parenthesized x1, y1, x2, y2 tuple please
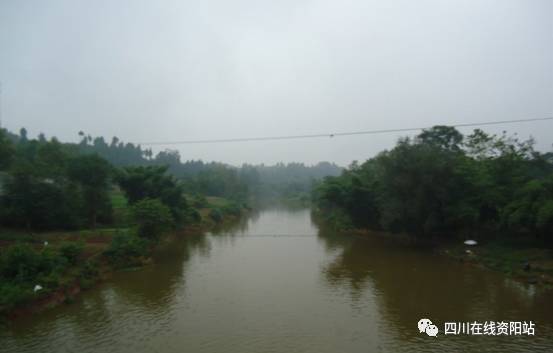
(1, 0, 551, 166)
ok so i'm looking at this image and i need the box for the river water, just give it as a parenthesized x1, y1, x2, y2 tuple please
(2, 206, 553, 352)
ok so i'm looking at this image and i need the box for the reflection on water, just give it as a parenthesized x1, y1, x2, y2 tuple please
(2, 207, 553, 353)
(315, 222, 553, 352)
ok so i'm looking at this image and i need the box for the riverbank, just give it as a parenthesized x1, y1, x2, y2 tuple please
(314, 209, 553, 289)
(436, 238, 553, 288)
(0, 196, 248, 321)
(364, 229, 553, 288)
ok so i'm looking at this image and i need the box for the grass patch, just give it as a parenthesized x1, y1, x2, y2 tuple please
(110, 189, 128, 209)
(442, 237, 553, 286)
(205, 196, 230, 208)
(110, 188, 130, 226)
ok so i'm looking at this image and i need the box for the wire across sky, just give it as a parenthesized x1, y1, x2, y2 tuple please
(137, 117, 553, 146)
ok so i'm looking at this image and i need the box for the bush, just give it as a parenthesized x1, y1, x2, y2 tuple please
(222, 202, 242, 217)
(191, 194, 208, 208)
(130, 198, 174, 240)
(0, 283, 33, 311)
(104, 232, 148, 266)
(0, 244, 43, 283)
(1, 162, 89, 231)
(0, 243, 71, 313)
(36, 270, 62, 290)
(209, 208, 223, 223)
(59, 242, 84, 265)
(185, 208, 202, 223)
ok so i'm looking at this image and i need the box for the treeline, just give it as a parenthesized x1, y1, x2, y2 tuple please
(73, 132, 342, 201)
(7, 129, 341, 202)
(313, 126, 553, 241)
(0, 128, 195, 231)
(0, 127, 342, 230)
(244, 162, 342, 201)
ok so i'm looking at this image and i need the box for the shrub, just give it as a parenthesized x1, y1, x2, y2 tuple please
(0, 244, 43, 283)
(104, 232, 148, 266)
(191, 194, 208, 208)
(59, 242, 84, 265)
(130, 198, 174, 240)
(0, 283, 33, 311)
(209, 208, 223, 223)
(0, 244, 70, 313)
(222, 202, 242, 217)
(185, 208, 202, 223)
(36, 270, 62, 290)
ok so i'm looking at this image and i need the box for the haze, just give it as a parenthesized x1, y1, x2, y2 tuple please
(1, 0, 551, 166)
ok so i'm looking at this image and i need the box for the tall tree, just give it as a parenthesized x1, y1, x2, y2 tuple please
(116, 165, 188, 223)
(0, 129, 14, 170)
(67, 154, 113, 228)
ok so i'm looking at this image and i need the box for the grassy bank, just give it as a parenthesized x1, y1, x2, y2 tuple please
(0, 193, 247, 320)
(438, 238, 553, 287)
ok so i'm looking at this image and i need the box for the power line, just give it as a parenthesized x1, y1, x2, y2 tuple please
(138, 116, 553, 146)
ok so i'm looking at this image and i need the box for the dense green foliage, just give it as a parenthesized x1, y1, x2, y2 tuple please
(0, 132, 113, 230)
(0, 126, 339, 316)
(0, 243, 90, 312)
(104, 232, 149, 268)
(314, 126, 553, 240)
(0, 127, 253, 315)
(73, 132, 341, 202)
(209, 208, 223, 223)
(58, 242, 84, 265)
(0, 129, 208, 231)
(130, 198, 174, 240)
(67, 155, 113, 228)
(116, 165, 190, 223)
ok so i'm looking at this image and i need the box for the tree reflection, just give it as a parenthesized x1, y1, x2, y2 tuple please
(316, 227, 553, 342)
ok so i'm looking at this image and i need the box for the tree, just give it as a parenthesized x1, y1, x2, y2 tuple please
(35, 139, 68, 180)
(19, 128, 28, 142)
(502, 176, 553, 239)
(130, 198, 174, 240)
(0, 137, 83, 230)
(376, 138, 469, 235)
(418, 125, 463, 152)
(116, 165, 188, 223)
(1, 157, 82, 230)
(67, 154, 113, 228)
(1, 160, 37, 229)
(0, 129, 14, 170)
(313, 125, 553, 242)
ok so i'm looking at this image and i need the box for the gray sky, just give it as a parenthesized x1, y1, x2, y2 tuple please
(1, 0, 552, 166)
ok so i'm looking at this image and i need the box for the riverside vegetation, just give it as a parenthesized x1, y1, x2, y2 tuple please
(0, 128, 340, 318)
(312, 126, 553, 284)
(0, 129, 249, 318)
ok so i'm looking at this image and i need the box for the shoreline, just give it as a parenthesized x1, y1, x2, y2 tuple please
(341, 227, 553, 289)
(435, 241, 553, 288)
(1, 209, 247, 322)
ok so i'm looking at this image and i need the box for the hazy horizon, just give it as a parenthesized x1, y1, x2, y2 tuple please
(1, 0, 552, 165)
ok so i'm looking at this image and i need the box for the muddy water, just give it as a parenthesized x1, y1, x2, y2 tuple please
(2, 207, 553, 352)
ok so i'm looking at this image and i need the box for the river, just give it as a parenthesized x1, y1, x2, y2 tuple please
(2, 206, 553, 352)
